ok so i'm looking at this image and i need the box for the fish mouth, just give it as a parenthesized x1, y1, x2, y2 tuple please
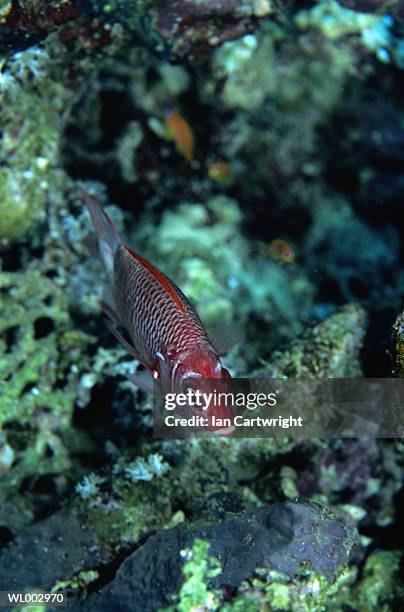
(212, 425, 235, 436)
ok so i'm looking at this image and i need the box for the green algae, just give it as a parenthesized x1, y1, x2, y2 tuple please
(265, 304, 366, 378)
(52, 569, 100, 596)
(166, 539, 221, 611)
(0, 198, 135, 532)
(352, 550, 403, 609)
(322, 550, 404, 610)
(220, 570, 336, 612)
(0, 265, 94, 512)
(165, 530, 357, 612)
(76, 477, 173, 546)
(0, 268, 70, 421)
(74, 438, 258, 551)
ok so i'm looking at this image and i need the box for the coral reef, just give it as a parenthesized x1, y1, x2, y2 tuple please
(0, 264, 82, 530)
(136, 195, 315, 356)
(0, 0, 402, 609)
(296, 0, 394, 63)
(0, 0, 285, 60)
(0, 46, 67, 242)
(0, 0, 83, 52)
(152, 0, 279, 61)
(264, 304, 366, 378)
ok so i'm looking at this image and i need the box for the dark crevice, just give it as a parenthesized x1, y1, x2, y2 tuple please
(34, 316, 55, 339)
(0, 526, 13, 548)
(81, 533, 152, 598)
(359, 489, 404, 551)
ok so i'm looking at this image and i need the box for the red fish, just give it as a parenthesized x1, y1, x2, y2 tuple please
(81, 188, 235, 435)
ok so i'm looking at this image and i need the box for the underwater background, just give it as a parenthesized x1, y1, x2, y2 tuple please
(0, 0, 403, 610)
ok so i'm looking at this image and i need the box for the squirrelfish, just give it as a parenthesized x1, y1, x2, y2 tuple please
(82, 189, 234, 434)
(165, 109, 194, 162)
(267, 239, 295, 264)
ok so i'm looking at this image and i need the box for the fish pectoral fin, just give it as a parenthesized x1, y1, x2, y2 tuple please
(104, 319, 152, 372)
(155, 352, 172, 392)
(128, 371, 154, 394)
(101, 294, 119, 324)
(209, 322, 245, 356)
(84, 234, 101, 258)
(130, 354, 175, 395)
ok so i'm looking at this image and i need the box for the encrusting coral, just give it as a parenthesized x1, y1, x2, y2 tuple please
(0, 47, 70, 242)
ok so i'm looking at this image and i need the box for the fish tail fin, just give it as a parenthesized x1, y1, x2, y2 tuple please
(80, 186, 121, 273)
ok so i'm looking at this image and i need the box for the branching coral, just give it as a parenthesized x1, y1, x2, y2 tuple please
(124, 453, 170, 482)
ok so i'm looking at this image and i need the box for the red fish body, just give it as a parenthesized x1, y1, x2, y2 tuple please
(82, 189, 234, 434)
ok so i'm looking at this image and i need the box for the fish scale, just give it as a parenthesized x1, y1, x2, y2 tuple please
(82, 187, 235, 435)
(113, 245, 211, 369)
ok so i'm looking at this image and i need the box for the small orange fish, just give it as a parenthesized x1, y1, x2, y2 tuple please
(267, 239, 295, 263)
(165, 109, 194, 162)
(208, 160, 231, 184)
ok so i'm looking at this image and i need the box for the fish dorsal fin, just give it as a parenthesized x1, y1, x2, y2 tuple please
(124, 245, 186, 315)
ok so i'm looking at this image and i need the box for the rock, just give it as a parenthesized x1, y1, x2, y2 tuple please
(0, 0, 86, 52)
(154, 0, 280, 61)
(79, 502, 356, 611)
(0, 508, 100, 592)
